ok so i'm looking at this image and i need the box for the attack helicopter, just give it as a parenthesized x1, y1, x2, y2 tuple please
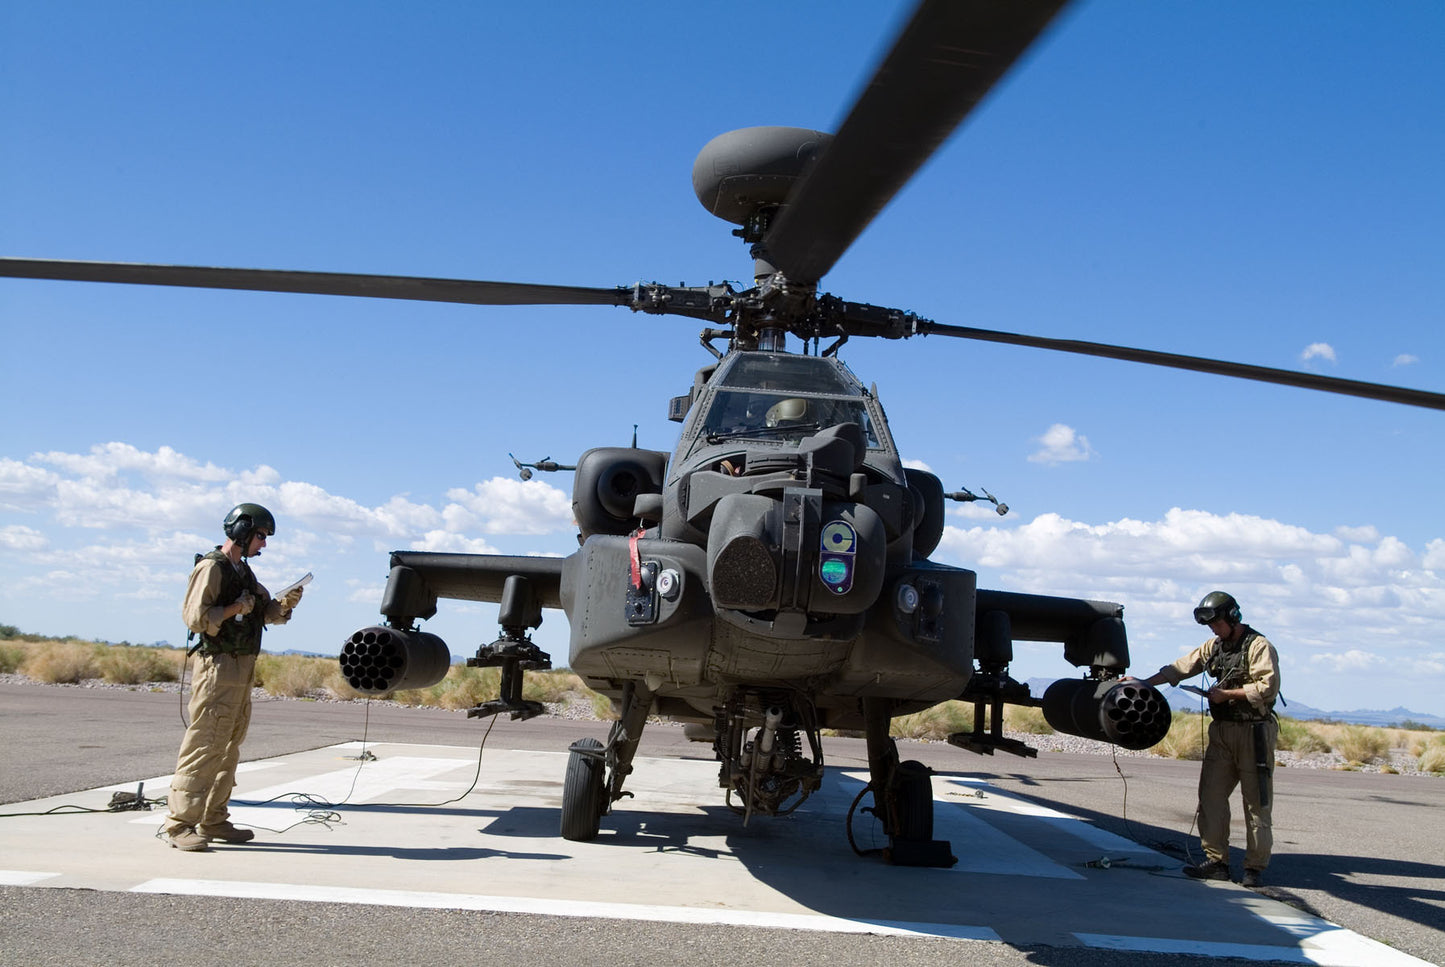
(3, 0, 1443, 867)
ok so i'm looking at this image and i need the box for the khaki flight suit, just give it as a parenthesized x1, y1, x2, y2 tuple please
(1154, 628, 1280, 871)
(165, 554, 290, 837)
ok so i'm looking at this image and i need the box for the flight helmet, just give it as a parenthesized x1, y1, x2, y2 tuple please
(1193, 590, 1241, 626)
(223, 502, 276, 549)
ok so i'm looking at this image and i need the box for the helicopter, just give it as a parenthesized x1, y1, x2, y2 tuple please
(3, 0, 1443, 867)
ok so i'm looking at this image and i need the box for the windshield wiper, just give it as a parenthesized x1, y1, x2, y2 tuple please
(705, 422, 822, 444)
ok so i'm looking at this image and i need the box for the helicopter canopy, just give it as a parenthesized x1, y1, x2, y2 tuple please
(698, 353, 883, 449)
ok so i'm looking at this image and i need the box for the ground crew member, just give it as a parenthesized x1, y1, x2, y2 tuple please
(1134, 591, 1280, 887)
(163, 503, 304, 851)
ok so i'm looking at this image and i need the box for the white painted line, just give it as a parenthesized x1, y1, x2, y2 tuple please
(1255, 912, 1438, 967)
(0, 870, 58, 886)
(1076, 928, 1435, 967)
(130, 878, 1002, 942)
(940, 776, 1165, 857)
(129, 755, 477, 826)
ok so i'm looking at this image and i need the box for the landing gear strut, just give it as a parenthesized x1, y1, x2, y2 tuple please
(856, 697, 957, 867)
(560, 681, 652, 841)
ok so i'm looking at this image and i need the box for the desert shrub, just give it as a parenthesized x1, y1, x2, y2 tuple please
(590, 690, 619, 720)
(524, 669, 590, 704)
(390, 664, 496, 710)
(1418, 742, 1445, 775)
(891, 700, 974, 741)
(255, 653, 335, 698)
(0, 641, 28, 674)
(1152, 711, 1207, 760)
(98, 646, 180, 684)
(22, 641, 101, 683)
(1277, 717, 1331, 754)
(1334, 725, 1390, 765)
(1004, 705, 1054, 734)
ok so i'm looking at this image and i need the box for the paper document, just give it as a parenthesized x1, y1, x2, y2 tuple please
(274, 572, 313, 599)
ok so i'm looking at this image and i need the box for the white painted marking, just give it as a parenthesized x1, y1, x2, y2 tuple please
(130, 878, 1001, 941)
(840, 771, 1083, 879)
(1077, 928, 1435, 967)
(1256, 912, 1438, 967)
(130, 755, 479, 827)
(940, 777, 1166, 857)
(0, 870, 58, 886)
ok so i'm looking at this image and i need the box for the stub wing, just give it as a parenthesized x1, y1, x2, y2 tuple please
(383, 551, 568, 618)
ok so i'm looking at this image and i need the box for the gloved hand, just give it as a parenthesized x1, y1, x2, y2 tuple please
(279, 586, 304, 610)
(233, 590, 256, 616)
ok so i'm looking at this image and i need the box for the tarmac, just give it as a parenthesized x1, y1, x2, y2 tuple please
(1, 728, 1432, 966)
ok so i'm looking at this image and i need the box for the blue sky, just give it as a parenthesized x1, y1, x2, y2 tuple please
(3, 1, 1443, 716)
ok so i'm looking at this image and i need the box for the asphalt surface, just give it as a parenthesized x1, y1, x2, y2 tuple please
(1, 682, 1442, 966)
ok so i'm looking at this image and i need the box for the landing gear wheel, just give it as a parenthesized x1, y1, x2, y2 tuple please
(560, 737, 606, 841)
(893, 759, 934, 842)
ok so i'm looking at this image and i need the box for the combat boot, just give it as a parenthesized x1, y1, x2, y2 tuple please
(200, 821, 256, 844)
(1183, 859, 1230, 881)
(1242, 868, 1265, 887)
(166, 826, 211, 852)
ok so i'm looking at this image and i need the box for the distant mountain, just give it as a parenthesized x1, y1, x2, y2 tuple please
(1023, 677, 1445, 730)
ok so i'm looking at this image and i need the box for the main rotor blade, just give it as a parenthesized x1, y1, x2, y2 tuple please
(0, 258, 632, 308)
(762, 0, 1069, 285)
(920, 321, 1445, 411)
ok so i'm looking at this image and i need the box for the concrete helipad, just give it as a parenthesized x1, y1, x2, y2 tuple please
(0, 740, 1426, 964)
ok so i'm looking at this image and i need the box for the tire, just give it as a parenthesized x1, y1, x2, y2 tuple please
(893, 759, 934, 842)
(560, 737, 606, 841)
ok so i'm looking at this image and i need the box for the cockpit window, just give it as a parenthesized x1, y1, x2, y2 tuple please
(701, 390, 880, 446)
(716, 354, 863, 396)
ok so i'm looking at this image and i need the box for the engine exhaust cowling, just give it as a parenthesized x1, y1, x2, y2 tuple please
(339, 625, 450, 695)
(1042, 678, 1171, 750)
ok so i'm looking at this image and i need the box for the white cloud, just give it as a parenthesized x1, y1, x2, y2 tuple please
(0, 524, 49, 552)
(1335, 524, 1379, 543)
(901, 458, 933, 472)
(443, 478, 574, 535)
(0, 445, 578, 638)
(1300, 342, 1337, 364)
(33, 443, 234, 483)
(1310, 649, 1384, 673)
(1028, 423, 1096, 465)
(934, 506, 1445, 708)
(1392, 354, 1419, 367)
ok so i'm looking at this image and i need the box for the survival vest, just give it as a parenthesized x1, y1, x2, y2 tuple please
(1204, 626, 1273, 722)
(195, 548, 267, 656)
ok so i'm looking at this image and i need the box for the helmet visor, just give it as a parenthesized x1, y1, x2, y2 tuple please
(1194, 606, 1220, 625)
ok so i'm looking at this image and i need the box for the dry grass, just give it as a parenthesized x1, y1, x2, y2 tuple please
(1418, 737, 1445, 775)
(1324, 723, 1391, 765)
(254, 653, 346, 698)
(1004, 705, 1054, 734)
(890, 700, 975, 741)
(1152, 711, 1209, 760)
(0, 642, 28, 674)
(21, 640, 101, 684)
(97, 645, 181, 684)
(1277, 717, 1331, 754)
